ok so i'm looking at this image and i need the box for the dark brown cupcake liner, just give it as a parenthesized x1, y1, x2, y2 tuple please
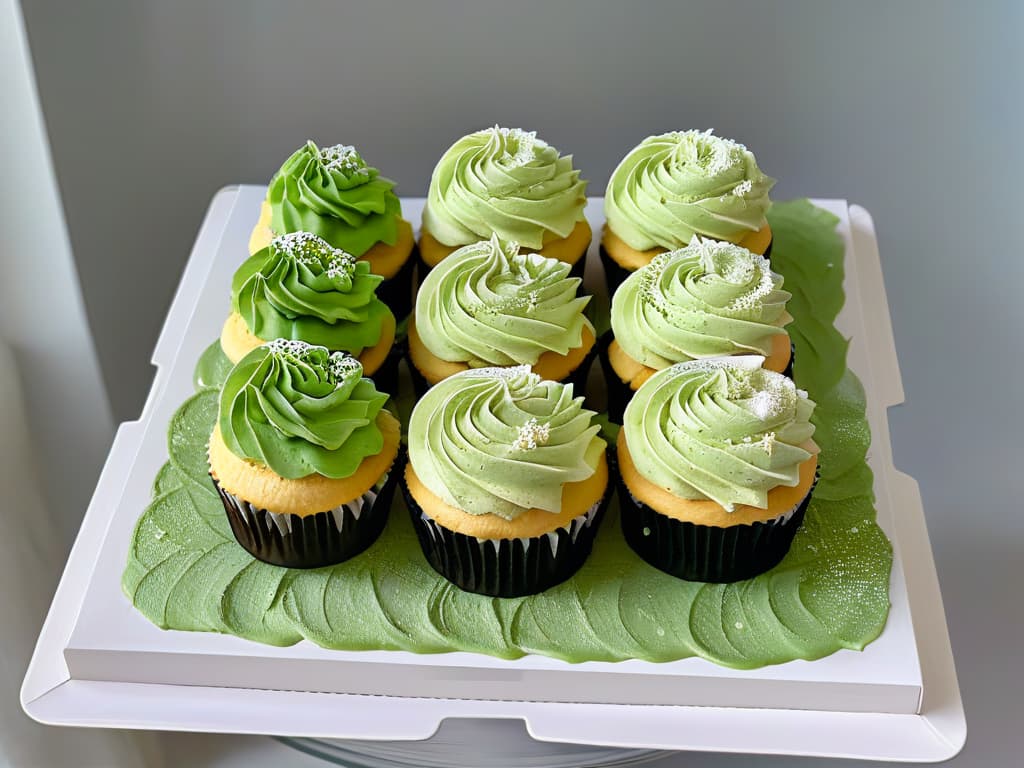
(597, 332, 796, 425)
(212, 469, 397, 569)
(600, 237, 775, 300)
(374, 244, 417, 321)
(595, 330, 629, 424)
(407, 340, 600, 400)
(782, 343, 794, 380)
(599, 245, 634, 299)
(401, 475, 612, 597)
(367, 334, 406, 398)
(618, 473, 816, 583)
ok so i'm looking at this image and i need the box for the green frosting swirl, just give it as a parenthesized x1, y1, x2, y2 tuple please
(408, 367, 604, 520)
(267, 141, 402, 256)
(624, 357, 815, 511)
(218, 340, 388, 480)
(605, 130, 775, 250)
(416, 235, 592, 366)
(423, 126, 587, 249)
(612, 238, 791, 368)
(231, 232, 391, 352)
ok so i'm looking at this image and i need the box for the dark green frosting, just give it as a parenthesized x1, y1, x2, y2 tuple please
(218, 340, 387, 479)
(232, 232, 391, 351)
(267, 141, 402, 256)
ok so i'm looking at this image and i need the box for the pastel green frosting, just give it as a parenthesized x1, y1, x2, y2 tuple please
(268, 141, 401, 257)
(605, 130, 775, 250)
(625, 357, 816, 511)
(126, 200, 892, 669)
(423, 126, 587, 249)
(407, 367, 604, 520)
(611, 238, 791, 368)
(232, 232, 391, 352)
(218, 340, 387, 480)
(416, 235, 593, 366)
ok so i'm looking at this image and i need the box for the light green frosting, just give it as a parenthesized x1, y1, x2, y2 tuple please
(624, 356, 815, 511)
(268, 141, 402, 257)
(408, 367, 604, 520)
(232, 232, 392, 352)
(218, 340, 387, 479)
(423, 126, 587, 249)
(612, 238, 791, 368)
(126, 200, 893, 669)
(605, 130, 775, 250)
(416, 235, 593, 366)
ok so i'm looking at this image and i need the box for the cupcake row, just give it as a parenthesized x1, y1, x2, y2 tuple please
(241, 126, 774, 319)
(208, 343, 817, 596)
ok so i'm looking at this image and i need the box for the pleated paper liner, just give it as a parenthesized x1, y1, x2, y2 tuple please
(374, 243, 417, 322)
(597, 331, 796, 425)
(598, 237, 775, 299)
(402, 477, 613, 598)
(618, 474, 817, 583)
(212, 469, 398, 569)
(407, 341, 600, 400)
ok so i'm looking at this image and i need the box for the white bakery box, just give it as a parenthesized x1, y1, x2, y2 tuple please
(22, 188, 965, 763)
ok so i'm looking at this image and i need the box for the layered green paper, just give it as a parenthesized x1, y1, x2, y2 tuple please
(123, 200, 892, 669)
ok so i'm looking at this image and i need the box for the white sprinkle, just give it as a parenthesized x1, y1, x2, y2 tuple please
(318, 143, 369, 177)
(271, 232, 357, 280)
(328, 351, 363, 381)
(749, 389, 782, 420)
(513, 418, 551, 450)
(734, 621, 744, 630)
(460, 364, 536, 381)
(489, 126, 538, 168)
(732, 179, 753, 197)
(266, 338, 321, 357)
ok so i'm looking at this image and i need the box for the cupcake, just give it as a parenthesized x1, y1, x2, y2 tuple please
(208, 340, 401, 568)
(618, 356, 818, 583)
(407, 235, 597, 396)
(603, 237, 793, 421)
(404, 366, 609, 597)
(419, 126, 590, 278)
(221, 232, 399, 393)
(602, 130, 775, 291)
(249, 140, 416, 317)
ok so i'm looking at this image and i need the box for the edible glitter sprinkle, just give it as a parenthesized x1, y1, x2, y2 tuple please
(749, 389, 782, 420)
(461, 364, 537, 382)
(513, 418, 551, 450)
(328, 352, 363, 380)
(664, 129, 746, 177)
(489, 126, 538, 168)
(271, 232, 357, 280)
(263, 340, 362, 386)
(318, 144, 369, 178)
(756, 431, 777, 454)
(732, 179, 753, 197)
(638, 238, 779, 318)
(265, 338, 322, 358)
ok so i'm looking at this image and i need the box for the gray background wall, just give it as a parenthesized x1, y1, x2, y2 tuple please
(19, 1, 1021, 766)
